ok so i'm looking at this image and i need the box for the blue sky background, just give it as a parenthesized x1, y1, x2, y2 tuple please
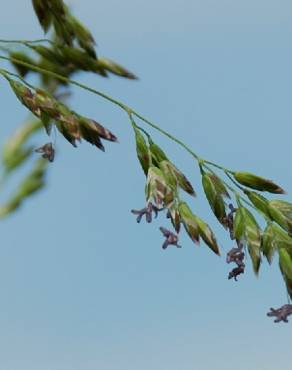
(0, 1, 291, 369)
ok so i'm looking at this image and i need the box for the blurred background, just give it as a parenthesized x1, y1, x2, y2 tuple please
(0, 1, 291, 369)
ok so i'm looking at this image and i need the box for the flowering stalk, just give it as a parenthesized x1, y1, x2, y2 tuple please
(0, 0, 291, 322)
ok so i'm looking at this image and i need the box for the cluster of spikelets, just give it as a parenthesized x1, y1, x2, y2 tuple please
(8, 78, 118, 150)
(132, 125, 221, 256)
(0, 70, 119, 217)
(32, 0, 97, 57)
(9, 0, 137, 83)
(10, 44, 137, 83)
(132, 123, 292, 302)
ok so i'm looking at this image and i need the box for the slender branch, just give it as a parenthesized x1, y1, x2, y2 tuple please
(0, 39, 53, 46)
(203, 159, 233, 173)
(0, 54, 130, 111)
(128, 113, 152, 141)
(224, 171, 245, 192)
(0, 45, 11, 54)
(136, 125, 152, 141)
(0, 68, 36, 90)
(0, 69, 11, 82)
(132, 111, 201, 161)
